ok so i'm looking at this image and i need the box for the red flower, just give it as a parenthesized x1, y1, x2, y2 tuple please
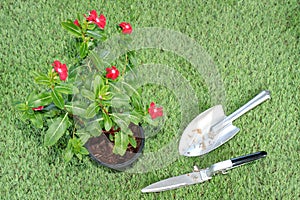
(106, 66, 120, 80)
(52, 60, 68, 81)
(74, 19, 80, 27)
(148, 102, 163, 119)
(32, 106, 44, 111)
(85, 10, 106, 29)
(119, 22, 132, 34)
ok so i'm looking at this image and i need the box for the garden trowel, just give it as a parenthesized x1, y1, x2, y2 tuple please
(179, 90, 271, 157)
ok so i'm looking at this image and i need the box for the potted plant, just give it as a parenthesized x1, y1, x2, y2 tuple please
(14, 10, 163, 170)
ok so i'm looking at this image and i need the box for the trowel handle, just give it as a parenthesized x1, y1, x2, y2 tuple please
(225, 90, 271, 123)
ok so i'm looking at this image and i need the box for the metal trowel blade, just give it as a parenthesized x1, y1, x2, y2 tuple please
(183, 124, 240, 156)
(179, 105, 226, 156)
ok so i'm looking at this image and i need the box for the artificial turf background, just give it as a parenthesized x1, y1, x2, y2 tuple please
(1, 0, 299, 199)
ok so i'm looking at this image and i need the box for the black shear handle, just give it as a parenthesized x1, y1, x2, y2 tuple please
(231, 151, 267, 167)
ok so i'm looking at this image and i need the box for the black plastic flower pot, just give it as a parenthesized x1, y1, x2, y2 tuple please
(85, 123, 145, 171)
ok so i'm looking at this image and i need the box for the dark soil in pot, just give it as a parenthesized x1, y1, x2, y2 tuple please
(85, 123, 145, 171)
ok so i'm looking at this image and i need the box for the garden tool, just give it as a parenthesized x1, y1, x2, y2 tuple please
(179, 90, 270, 157)
(141, 151, 267, 193)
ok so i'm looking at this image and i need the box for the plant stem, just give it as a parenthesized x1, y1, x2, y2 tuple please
(99, 102, 109, 116)
(102, 127, 120, 134)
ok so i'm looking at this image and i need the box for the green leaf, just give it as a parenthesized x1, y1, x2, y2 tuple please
(28, 113, 43, 128)
(55, 83, 78, 94)
(65, 101, 87, 117)
(120, 81, 140, 97)
(93, 75, 103, 94)
(44, 113, 69, 146)
(75, 153, 83, 160)
(80, 146, 89, 155)
(100, 85, 109, 93)
(51, 89, 65, 109)
(112, 113, 130, 131)
(28, 92, 53, 108)
(88, 51, 105, 71)
(85, 119, 103, 136)
(99, 85, 112, 100)
(68, 64, 81, 80)
(75, 131, 91, 144)
(79, 42, 88, 58)
(109, 134, 114, 141)
(99, 85, 110, 98)
(43, 109, 59, 118)
(64, 147, 74, 163)
(33, 72, 51, 85)
(128, 136, 137, 148)
(81, 89, 95, 101)
(83, 78, 94, 91)
(20, 112, 31, 122)
(14, 102, 28, 111)
(65, 137, 89, 161)
(101, 92, 113, 101)
(111, 93, 130, 108)
(103, 112, 112, 131)
(61, 21, 82, 38)
(87, 23, 96, 30)
(86, 30, 106, 41)
(109, 82, 122, 92)
(113, 131, 129, 156)
(129, 111, 142, 125)
(85, 103, 100, 119)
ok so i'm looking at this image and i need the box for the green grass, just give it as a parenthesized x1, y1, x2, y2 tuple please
(1, 0, 299, 199)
